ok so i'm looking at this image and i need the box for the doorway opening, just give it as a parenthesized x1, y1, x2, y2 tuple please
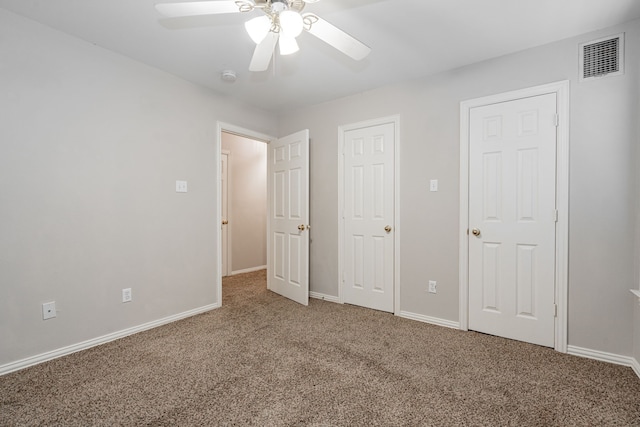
(221, 131, 268, 278)
(216, 123, 273, 306)
(216, 123, 311, 307)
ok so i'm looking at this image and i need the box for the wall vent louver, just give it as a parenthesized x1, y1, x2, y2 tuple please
(579, 33, 624, 82)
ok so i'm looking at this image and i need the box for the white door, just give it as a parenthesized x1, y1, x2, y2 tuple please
(468, 93, 557, 347)
(342, 122, 395, 313)
(221, 151, 230, 277)
(267, 130, 309, 306)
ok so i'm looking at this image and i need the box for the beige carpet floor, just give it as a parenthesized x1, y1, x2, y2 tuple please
(1, 269, 639, 426)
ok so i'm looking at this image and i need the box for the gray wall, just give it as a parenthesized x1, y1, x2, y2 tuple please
(221, 133, 267, 273)
(279, 19, 640, 357)
(0, 9, 276, 366)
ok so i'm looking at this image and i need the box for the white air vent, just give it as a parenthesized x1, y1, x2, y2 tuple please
(579, 33, 624, 82)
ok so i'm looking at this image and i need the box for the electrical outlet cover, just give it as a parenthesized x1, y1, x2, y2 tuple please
(175, 180, 188, 193)
(42, 301, 56, 320)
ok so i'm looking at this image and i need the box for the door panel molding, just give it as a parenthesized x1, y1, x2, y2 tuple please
(338, 115, 400, 314)
(468, 93, 557, 347)
(459, 81, 569, 352)
(267, 129, 310, 306)
(216, 122, 274, 307)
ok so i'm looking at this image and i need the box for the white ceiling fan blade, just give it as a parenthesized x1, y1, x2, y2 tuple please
(155, 1, 241, 18)
(304, 14, 371, 61)
(249, 31, 279, 72)
(279, 36, 299, 55)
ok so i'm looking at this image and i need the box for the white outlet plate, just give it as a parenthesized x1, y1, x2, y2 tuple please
(42, 301, 56, 320)
(430, 179, 438, 192)
(428, 280, 437, 294)
(175, 180, 188, 193)
(122, 288, 132, 303)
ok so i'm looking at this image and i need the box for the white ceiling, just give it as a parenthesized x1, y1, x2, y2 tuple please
(2, 0, 640, 113)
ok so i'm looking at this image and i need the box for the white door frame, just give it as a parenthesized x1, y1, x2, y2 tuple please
(459, 81, 570, 352)
(216, 122, 275, 306)
(338, 115, 401, 314)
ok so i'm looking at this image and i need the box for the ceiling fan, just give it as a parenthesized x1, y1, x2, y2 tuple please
(155, 0, 371, 72)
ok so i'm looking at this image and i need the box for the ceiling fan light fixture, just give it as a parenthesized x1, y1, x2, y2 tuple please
(279, 10, 303, 38)
(245, 15, 272, 44)
(279, 35, 299, 55)
(155, 0, 372, 72)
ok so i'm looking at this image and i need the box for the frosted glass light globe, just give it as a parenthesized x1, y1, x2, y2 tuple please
(279, 10, 303, 38)
(245, 16, 271, 44)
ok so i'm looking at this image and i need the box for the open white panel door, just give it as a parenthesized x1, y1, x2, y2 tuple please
(267, 130, 309, 306)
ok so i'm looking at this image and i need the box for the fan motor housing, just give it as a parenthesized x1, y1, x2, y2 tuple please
(265, 0, 305, 13)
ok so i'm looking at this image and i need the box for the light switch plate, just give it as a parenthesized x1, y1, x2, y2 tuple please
(428, 281, 437, 294)
(176, 180, 188, 193)
(430, 179, 438, 192)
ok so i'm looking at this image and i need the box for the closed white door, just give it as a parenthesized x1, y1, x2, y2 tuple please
(267, 130, 309, 306)
(343, 122, 395, 313)
(221, 152, 230, 277)
(468, 93, 557, 347)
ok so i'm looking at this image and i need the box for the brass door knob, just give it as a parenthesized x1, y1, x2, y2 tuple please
(384, 225, 392, 233)
(298, 224, 306, 231)
(222, 220, 228, 225)
(471, 228, 481, 236)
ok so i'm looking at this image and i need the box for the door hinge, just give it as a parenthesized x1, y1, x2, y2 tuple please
(554, 304, 558, 317)
(553, 113, 559, 127)
(554, 209, 559, 223)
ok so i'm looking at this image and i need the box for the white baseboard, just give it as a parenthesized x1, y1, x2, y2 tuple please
(309, 291, 340, 303)
(567, 345, 636, 369)
(0, 303, 219, 377)
(398, 311, 460, 330)
(231, 265, 267, 275)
